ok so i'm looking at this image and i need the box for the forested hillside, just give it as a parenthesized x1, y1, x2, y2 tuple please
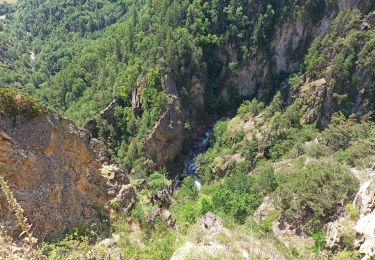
(1, 0, 375, 259)
(6, 0, 370, 170)
(0, 0, 128, 91)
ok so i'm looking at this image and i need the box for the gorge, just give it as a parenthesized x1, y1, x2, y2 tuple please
(1, 0, 375, 259)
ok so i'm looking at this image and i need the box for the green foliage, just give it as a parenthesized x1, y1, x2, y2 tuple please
(342, 233, 355, 251)
(336, 250, 362, 260)
(176, 177, 198, 203)
(310, 230, 326, 252)
(1, 0, 128, 92)
(175, 202, 200, 225)
(42, 238, 91, 260)
(264, 92, 283, 118)
(240, 135, 258, 161)
(65, 222, 97, 242)
(345, 203, 360, 221)
(237, 99, 265, 119)
(322, 113, 372, 152)
(147, 171, 171, 191)
(304, 143, 331, 159)
(212, 187, 258, 223)
(260, 219, 273, 233)
(199, 195, 214, 215)
(269, 124, 319, 160)
(336, 135, 375, 168)
(303, 10, 375, 116)
(42, 222, 102, 259)
(2, 1, 375, 259)
(274, 159, 359, 232)
(0, 3, 15, 16)
(0, 88, 42, 118)
(115, 221, 177, 259)
(210, 168, 278, 223)
(2, 0, 359, 176)
(130, 203, 150, 227)
(260, 209, 281, 233)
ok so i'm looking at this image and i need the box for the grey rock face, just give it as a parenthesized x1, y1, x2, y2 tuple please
(354, 179, 375, 258)
(198, 212, 223, 232)
(144, 97, 186, 166)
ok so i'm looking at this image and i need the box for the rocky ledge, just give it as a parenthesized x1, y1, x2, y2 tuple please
(0, 112, 136, 241)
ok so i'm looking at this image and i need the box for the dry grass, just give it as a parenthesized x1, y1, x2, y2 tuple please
(227, 116, 245, 133)
(0, 176, 43, 259)
(178, 223, 286, 260)
(0, 227, 42, 259)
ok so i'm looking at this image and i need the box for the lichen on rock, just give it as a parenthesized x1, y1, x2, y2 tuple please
(0, 111, 136, 241)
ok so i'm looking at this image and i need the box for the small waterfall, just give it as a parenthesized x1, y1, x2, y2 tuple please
(174, 117, 228, 190)
(30, 51, 35, 61)
(184, 128, 214, 189)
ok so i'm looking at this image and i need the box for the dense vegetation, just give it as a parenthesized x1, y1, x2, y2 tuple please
(0, 0, 353, 171)
(1, 0, 375, 259)
(0, 88, 42, 118)
(300, 9, 375, 119)
(0, 0, 128, 91)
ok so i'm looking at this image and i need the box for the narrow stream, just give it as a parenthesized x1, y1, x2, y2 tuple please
(184, 128, 214, 189)
(173, 117, 229, 190)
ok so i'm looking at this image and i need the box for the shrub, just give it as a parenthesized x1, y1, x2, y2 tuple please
(321, 113, 372, 152)
(304, 143, 331, 158)
(274, 159, 359, 232)
(259, 210, 280, 233)
(199, 195, 214, 215)
(336, 137, 375, 168)
(147, 171, 171, 191)
(336, 251, 362, 260)
(207, 167, 278, 223)
(65, 222, 97, 242)
(345, 203, 359, 221)
(176, 202, 200, 225)
(212, 188, 258, 223)
(237, 99, 265, 119)
(116, 222, 177, 259)
(176, 177, 199, 203)
(311, 230, 326, 252)
(131, 204, 147, 224)
(250, 166, 278, 197)
(260, 219, 273, 233)
(240, 136, 258, 161)
(212, 120, 230, 148)
(0, 88, 42, 118)
(342, 233, 355, 250)
(42, 237, 91, 260)
(269, 125, 319, 160)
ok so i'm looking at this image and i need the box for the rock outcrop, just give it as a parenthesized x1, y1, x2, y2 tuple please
(172, 213, 284, 260)
(228, 0, 365, 101)
(354, 179, 375, 258)
(84, 97, 124, 140)
(147, 208, 176, 228)
(0, 112, 136, 241)
(198, 212, 224, 232)
(326, 218, 345, 251)
(100, 97, 123, 127)
(325, 216, 356, 252)
(144, 97, 186, 166)
(294, 77, 335, 128)
(254, 196, 275, 224)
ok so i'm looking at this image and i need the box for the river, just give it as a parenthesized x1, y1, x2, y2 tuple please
(177, 116, 231, 189)
(183, 127, 214, 189)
